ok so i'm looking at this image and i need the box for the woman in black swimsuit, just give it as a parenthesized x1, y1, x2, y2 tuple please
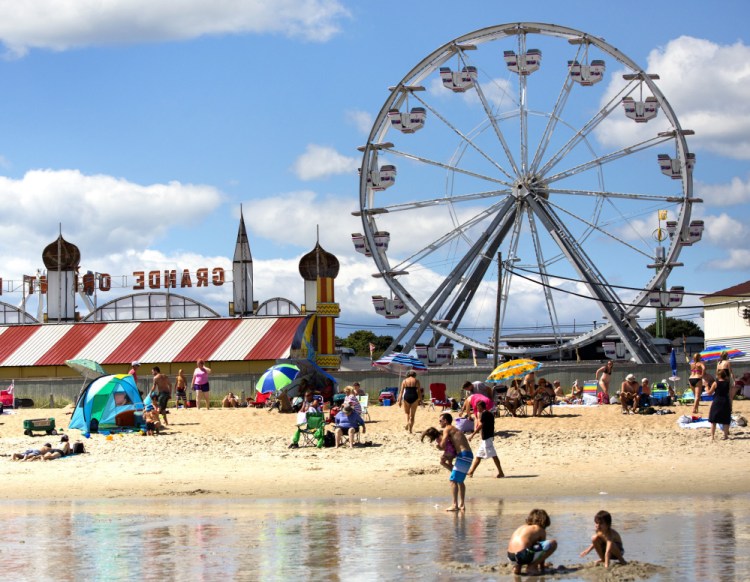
(398, 370, 423, 433)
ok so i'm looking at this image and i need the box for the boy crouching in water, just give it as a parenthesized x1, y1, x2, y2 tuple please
(580, 510, 626, 568)
(507, 508, 557, 575)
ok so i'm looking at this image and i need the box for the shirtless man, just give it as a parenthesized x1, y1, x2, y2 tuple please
(438, 412, 473, 512)
(596, 361, 614, 397)
(151, 367, 172, 426)
(523, 371, 537, 399)
(619, 374, 639, 414)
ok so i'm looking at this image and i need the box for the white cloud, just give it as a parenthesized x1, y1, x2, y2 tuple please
(595, 36, 750, 159)
(0, 169, 223, 276)
(0, 0, 350, 56)
(291, 144, 359, 180)
(707, 248, 750, 271)
(346, 109, 373, 134)
(697, 174, 750, 206)
(702, 213, 749, 246)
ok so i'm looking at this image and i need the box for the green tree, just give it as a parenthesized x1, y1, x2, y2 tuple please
(645, 317, 704, 341)
(340, 330, 395, 357)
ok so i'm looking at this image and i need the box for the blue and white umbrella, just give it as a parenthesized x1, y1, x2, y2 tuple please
(372, 352, 428, 375)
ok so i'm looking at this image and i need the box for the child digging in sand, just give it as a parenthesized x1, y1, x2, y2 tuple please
(421, 427, 457, 471)
(507, 508, 557, 575)
(467, 399, 504, 478)
(580, 510, 626, 568)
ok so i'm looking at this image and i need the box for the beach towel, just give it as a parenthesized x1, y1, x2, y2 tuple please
(677, 416, 737, 430)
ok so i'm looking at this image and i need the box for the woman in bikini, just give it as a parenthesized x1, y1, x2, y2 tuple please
(595, 361, 614, 398)
(689, 352, 706, 414)
(716, 351, 735, 388)
(398, 370, 423, 433)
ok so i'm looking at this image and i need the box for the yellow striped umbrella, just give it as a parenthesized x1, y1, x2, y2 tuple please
(486, 359, 541, 383)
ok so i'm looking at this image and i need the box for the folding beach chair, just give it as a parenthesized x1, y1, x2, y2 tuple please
(429, 383, 450, 411)
(248, 392, 272, 408)
(582, 380, 599, 405)
(298, 412, 326, 447)
(358, 394, 371, 421)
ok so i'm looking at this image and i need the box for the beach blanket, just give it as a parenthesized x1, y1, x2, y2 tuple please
(677, 416, 737, 430)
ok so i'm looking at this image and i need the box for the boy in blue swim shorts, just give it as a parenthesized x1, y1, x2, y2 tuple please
(438, 412, 473, 511)
(507, 508, 557, 575)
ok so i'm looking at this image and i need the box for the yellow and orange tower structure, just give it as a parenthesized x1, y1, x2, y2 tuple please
(298, 240, 340, 370)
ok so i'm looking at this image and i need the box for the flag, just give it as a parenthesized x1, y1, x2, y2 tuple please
(658, 209, 668, 221)
(368, 343, 375, 354)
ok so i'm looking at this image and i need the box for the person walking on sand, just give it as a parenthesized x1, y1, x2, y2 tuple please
(580, 510, 626, 569)
(466, 399, 504, 478)
(438, 412, 473, 511)
(507, 508, 557, 576)
(596, 361, 614, 399)
(398, 370, 423, 433)
(191, 360, 212, 410)
(151, 366, 172, 426)
(704, 369, 738, 441)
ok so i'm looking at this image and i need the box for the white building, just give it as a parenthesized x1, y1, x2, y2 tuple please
(701, 280, 750, 362)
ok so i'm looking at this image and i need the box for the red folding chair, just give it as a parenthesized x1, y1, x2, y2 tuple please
(248, 392, 271, 408)
(429, 383, 450, 410)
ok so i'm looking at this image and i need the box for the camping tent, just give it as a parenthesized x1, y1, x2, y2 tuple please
(69, 374, 145, 432)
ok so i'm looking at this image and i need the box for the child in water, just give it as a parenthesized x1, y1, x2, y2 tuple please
(507, 508, 557, 575)
(580, 510, 626, 568)
(421, 426, 456, 471)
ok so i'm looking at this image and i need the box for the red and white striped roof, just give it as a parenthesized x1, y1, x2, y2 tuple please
(0, 316, 305, 367)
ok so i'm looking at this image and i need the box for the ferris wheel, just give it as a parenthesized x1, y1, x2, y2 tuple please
(353, 23, 702, 364)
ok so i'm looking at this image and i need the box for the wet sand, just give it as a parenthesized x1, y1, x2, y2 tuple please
(1, 399, 749, 501)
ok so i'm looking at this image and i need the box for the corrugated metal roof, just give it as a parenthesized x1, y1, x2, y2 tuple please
(0, 326, 39, 362)
(173, 319, 243, 363)
(35, 322, 107, 366)
(139, 319, 209, 364)
(72, 322, 141, 363)
(0, 316, 306, 367)
(211, 318, 276, 361)
(4, 324, 71, 366)
(246, 317, 302, 360)
(103, 321, 174, 365)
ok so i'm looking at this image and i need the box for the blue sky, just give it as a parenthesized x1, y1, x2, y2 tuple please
(0, 0, 748, 346)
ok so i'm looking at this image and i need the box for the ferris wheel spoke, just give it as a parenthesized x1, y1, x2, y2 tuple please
(473, 79, 521, 176)
(525, 195, 662, 362)
(498, 210, 524, 335)
(389, 197, 515, 272)
(358, 188, 511, 216)
(543, 197, 654, 259)
(537, 78, 639, 178)
(544, 133, 674, 184)
(411, 93, 516, 181)
(547, 187, 684, 203)
(525, 207, 563, 341)
(387, 147, 512, 186)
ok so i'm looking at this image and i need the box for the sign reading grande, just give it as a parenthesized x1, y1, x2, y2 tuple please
(6, 268, 226, 295)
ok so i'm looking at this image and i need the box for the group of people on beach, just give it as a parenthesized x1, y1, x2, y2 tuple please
(12, 434, 81, 461)
(507, 508, 626, 575)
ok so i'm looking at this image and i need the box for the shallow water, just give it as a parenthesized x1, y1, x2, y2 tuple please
(1, 495, 749, 581)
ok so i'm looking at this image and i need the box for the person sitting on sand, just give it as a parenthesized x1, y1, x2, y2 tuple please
(634, 378, 651, 412)
(507, 508, 558, 576)
(12, 443, 52, 461)
(43, 435, 71, 461)
(568, 379, 584, 403)
(421, 427, 456, 471)
(222, 392, 239, 408)
(552, 380, 565, 399)
(619, 374, 639, 414)
(144, 404, 160, 436)
(438, 412, 473, 512)
(333, 405, 365, 448)
(580, 510, 626, 568)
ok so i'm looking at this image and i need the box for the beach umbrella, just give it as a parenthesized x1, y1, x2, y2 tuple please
(699, 345, 745, 362)
(65, 358, 107, 380)
(486, 359, 541, 383)
(256, 364, 300, 394)
(372, 352, 428, 375)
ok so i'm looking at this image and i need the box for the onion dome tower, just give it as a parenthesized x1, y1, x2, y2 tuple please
(42, 233, 81, 321)
(298, 236, 340, 370)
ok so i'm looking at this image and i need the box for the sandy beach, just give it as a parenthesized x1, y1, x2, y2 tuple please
(2, 398, 749, 502)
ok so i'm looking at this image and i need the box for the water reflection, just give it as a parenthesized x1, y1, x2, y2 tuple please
(0, 496, 749, 582)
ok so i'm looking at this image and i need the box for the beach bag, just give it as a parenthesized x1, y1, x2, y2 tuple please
(323, 431, 335, 448)
(597, 392, 610, 405)
(73, 442, 85, 454)
(733, 415, 747, 427)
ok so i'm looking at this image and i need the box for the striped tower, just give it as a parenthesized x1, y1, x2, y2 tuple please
(298, 240, 340, 370)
